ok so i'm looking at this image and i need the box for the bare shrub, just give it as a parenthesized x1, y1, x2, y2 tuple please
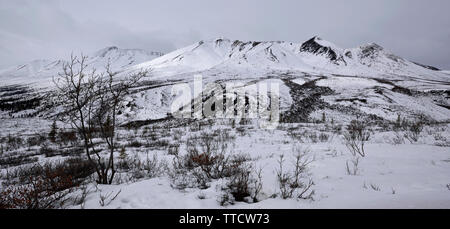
(346, 156, 360, 176)
(54, 54, 147, 184)
(239, 118, 252, 126)
(58, 130, 78, 146)
(370, 183, 381, 191)
(98, 190, 121, 207)
(141, 153, 167, 178)
(127, 140, 143, 148)
(250, 167, 263, 203)
(27, 134, 47, 147)
(2, 158, 95, 187)
(172, 129, 184, 141)
(225, 164, 252, 202)
(72, 184, 91, 209)
(236, 127, 247, 136)
(115, 152, 167, 183)
(0, 175, 74, 209)
(332, 124, 342, 134)
(0, 155, 39, 169)
(219, 165, 264, 205)
(343, 120, 371, 157)
(308, 132, 318, 143)
(141, 126, 150, 137)
(172, 149, 247, 189)
(170, 131, 247, 190)
(287, 128, 304, 143)
(3, 135, 24, 151)
(433, 133, 446, 142)
(405, 119, 423, 143)
(219, 193, 234, 206)
(144, 139, 170, 149)
(276, 147, 314, 200)
(318, 133, 329, 142)
(40, 144, 57, 157)
(167, 144, 180, 156)
(189, 122, 203, 132)
(392, 132, 405, 145)
(0, 158, 93, 209)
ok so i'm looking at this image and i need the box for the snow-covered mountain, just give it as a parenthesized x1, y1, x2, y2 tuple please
(0, 47, 163, 88)
(132, 36, 449, 83)
(125, 37, 450, 123)
(1, 37, 449, 123)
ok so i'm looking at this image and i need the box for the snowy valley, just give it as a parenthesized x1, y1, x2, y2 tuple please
(0, 36, 449, 209)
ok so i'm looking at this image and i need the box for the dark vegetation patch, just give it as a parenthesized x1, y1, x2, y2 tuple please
(0, 157, 95, 209)
(370, 78, 416, 96)
(0, 155, 39, 168)
(121, 116, 194, 129)
(335, 98, 368, 104)
(280, 77, 334, 123)
(392, 86, 413, 96)
(0, 85, 44, 116)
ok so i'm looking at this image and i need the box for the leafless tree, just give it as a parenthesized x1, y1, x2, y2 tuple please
(54, 54, 148, 184)
(94, 62, 147, 184)
(54, 55, 100, 180)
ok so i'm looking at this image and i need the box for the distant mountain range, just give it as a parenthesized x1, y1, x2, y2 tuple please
(0, 47, 163, 87)
(0, 37, 449, 123)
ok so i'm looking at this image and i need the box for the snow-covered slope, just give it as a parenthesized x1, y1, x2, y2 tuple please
(0, 47, 163, 88)
(132, 36, 449, 84)
(89, 46, 163, 72)
(1, 36, 448, 88)
(1, 37, 449, 122)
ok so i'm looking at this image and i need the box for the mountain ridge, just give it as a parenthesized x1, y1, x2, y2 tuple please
(0, 46, 164, 87)
(131, 36, 447, 83)
(0, 37, 448, 89)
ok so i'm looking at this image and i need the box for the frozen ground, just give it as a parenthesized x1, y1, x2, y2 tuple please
(81, 127, 450, 209)
(79, 143, 450, 209)
(1, 118, 449, 209)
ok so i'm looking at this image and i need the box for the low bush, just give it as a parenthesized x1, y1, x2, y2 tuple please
(27, 134, 47, 147)
(58, 130, 78, 146)
(276, 147, 314, 200)
(0, 155, 39, 168)
(343, 120, 371, 157)
(116, 152, 168, 183)
(3, 135, 24, 151)
(170, 131, 246, 190)
(0, 157, 95, 209)
(405, 119, 424, 142)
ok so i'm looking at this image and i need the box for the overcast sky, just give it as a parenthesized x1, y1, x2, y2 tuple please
(1, 0, 449, 69)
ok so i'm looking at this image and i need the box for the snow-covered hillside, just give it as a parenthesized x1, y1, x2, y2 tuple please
(1, 36, 448, 90)
(0, 47, 163, 88)
(131, 37, 449, 83)
(0, 37, 449, 123)
(0, 37, 449, 210)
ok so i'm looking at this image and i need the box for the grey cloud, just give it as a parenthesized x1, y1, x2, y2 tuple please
(1, 0, 449, 69)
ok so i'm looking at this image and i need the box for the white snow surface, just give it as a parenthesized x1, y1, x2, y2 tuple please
(1, 37, 449, 93)
(0, 47, 162, 88)
(63, 124, 450, 209)
(130, 38, 449, 84)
